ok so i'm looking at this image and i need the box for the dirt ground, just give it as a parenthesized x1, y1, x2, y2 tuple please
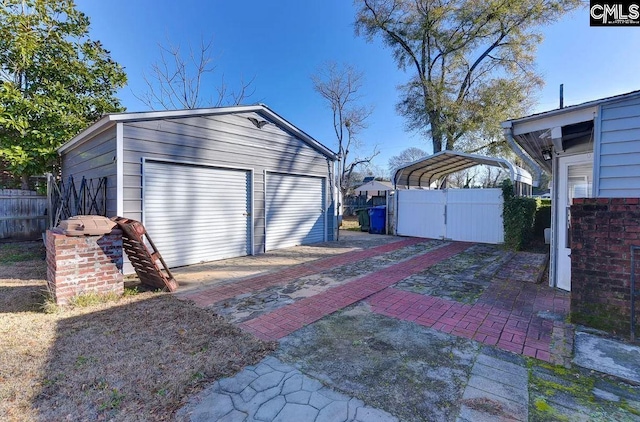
(275, 303, 480, 422)
(0, 241, 275, 422)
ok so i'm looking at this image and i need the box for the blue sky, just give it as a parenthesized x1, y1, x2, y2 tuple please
(76, 0, 640, 174)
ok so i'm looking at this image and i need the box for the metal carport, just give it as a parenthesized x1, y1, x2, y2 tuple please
(390, 150, 532, 243)
(392, 150, 532, 195)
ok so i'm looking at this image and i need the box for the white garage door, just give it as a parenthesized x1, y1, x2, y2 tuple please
(266, 173, 325, 250)
(144, 161, 251, 268)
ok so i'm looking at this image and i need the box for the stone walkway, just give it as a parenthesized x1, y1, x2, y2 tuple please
(457, 348, 529, 422)
(176, 356, 398, 422)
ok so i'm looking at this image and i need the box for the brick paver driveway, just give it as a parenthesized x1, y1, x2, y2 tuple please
(175, 232, 640, 422)
(175, 231, 568, 363)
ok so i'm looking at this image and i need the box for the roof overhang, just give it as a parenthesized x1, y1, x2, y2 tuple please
(393, 150, 532, 189)
(58, 104, 338, 160)
(502, 89, 640, 174)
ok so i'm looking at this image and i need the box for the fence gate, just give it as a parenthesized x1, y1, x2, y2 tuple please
(396, 188, 504, 244)
(47, 174, 107, 229)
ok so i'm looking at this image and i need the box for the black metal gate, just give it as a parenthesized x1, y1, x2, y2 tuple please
(47, 174, 107, 228)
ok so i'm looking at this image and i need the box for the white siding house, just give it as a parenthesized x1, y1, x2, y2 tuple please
(502, 90, 640, 291)
(58, 105, 338, 272)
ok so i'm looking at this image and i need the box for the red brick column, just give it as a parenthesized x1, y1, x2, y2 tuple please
(46, 228, 123, 305)
(570, 198, 640, 337)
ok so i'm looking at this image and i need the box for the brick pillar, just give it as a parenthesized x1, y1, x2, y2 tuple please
(571, 198, 640, 337)
(46, 228, 124, 305)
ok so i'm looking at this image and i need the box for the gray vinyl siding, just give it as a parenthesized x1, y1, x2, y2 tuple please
(121, 111, 335, 254)
(598, 95, 640, 197)
(60, 127, 118, 217)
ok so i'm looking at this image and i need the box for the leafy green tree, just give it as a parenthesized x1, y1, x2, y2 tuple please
(355, 0, 581, 155)
(0, 0, 126, 188)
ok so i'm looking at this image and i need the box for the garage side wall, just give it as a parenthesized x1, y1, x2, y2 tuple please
(60, 127, 118, 217)
(121, 112, 335, 255)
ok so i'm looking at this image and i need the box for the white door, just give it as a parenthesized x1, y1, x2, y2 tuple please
(266, 173, 325, 250)
(144, 161, 251, 268)
(396, 190, 446, 239)
(557, 154, 593, 291)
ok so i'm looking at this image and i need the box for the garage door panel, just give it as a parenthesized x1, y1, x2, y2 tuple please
(144, 161, 251, 268)
(266, 173, 325, 250)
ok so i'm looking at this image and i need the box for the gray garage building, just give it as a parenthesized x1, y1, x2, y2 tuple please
(58, 105, 338, 270)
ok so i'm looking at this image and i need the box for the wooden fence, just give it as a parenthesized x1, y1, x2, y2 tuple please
(343, 195, 387, 216)
(0, 189, 47, 240)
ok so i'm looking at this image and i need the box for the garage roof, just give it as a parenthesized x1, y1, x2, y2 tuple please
(58, 104, 337, 160)
(355, 180, 393, 194)
(393, 150, 532, 189)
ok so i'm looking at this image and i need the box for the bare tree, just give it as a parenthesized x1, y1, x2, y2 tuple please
(388, 147, 428, 174)
(447, 169, 477, 189)
(136, 38, 255, 110)
(311, 62, 378, 210)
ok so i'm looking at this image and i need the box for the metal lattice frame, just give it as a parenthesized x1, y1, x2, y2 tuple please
(47, 174, 107, 228)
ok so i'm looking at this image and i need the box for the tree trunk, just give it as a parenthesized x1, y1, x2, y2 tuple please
(20, 174, 30, 190)
(428, 111, 443, 153)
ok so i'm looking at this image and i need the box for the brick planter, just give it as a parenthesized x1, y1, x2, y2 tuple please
(570, 198, 640, 337)
(46, 228, 123, 305)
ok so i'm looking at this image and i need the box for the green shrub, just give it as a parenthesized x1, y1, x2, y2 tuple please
(502, 180, 537, 250)
(533, 199, 552, 239)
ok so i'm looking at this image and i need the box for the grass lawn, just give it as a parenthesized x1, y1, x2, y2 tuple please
(0, 241, 275, 421)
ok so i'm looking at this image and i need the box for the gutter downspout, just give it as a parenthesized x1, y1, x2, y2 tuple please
(502, 125, 542, 188)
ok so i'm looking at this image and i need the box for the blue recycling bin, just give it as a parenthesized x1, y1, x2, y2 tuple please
(368, 206, 386, 234)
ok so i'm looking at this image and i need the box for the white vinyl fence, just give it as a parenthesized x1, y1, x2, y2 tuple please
(396, 188, 504, 244)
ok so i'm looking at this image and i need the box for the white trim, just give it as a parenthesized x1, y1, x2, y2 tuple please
(263, 169, 267, 253)
(141, 156, 255, 173)
(510, 107, 597, 136)
(593, 105, 603, 197)
(58, 115, 112, 154)
(265, 169, 326, 179)
(58, 104, 338, 160)
(502, 90, 640, 131)
(550, 155, 559, 288)
(264, 171, 327, 250)
(142, 157, 255, 258)
(141, 158, 147, 229)
(249, 168, 255, 256)
(116, 123, 124, 217)
(554, 153, 594, 291)
(324, 176, 328, 242)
